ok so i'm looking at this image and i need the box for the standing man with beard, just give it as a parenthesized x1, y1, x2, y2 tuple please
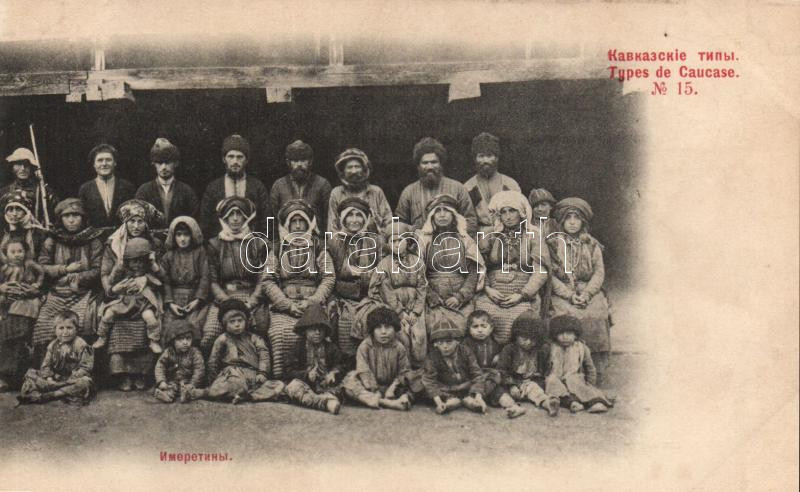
(135, 138, 199, 227)
(2, 148, 58, 226)
(77, 143, 136, 232)
(463, 132, 520, 233)
(327, 148, 393, 239)
(269, 140, 331, 234)
(395, 137, 478, 236)
(199, 134, 271, 238)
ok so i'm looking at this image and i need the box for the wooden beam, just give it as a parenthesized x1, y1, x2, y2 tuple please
(1, 59, 608, 97)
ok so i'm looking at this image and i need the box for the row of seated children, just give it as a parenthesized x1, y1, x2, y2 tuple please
(16, 301, 613, 417)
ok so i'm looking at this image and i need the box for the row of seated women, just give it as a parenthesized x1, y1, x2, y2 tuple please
(0, 186, 610, 392)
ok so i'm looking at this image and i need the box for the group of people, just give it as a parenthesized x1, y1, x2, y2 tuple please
(0, 131, 614, 417)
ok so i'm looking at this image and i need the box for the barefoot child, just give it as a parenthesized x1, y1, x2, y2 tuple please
(17, 310, 93, 405)
(545, 315, 614, 413)
(206, 299, 285, 404)
(462, 310, 527, 418)
(284, 303, 344, 414)
(422, 318, 488, 415)
(342, 306, 415, 410)
(495, 313, 560, 416)
(153, 320, 205, 403)
(94, 237, 164, 354)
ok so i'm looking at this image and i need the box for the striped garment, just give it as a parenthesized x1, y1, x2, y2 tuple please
(32, 292, 97, 348)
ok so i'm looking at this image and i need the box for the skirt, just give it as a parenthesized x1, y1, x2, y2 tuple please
(332, 297, 362, 357)
(549, 288, 611, 353)
(267, 311, 302, 380)
(474, 270, 541, 345)
(0, 315, 32, 381)
(201, 290, 269, 351)
(32, 291, 98, 348)
(164, 287, 210, 342)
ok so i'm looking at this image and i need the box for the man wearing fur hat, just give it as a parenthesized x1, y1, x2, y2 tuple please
(327, 147, 393, 239)
(269, 140, 331, 234)
(463, 132, 520, 233)
(395, 137, 478, 236)
(2, 147, 58, 227)
(199, 134, 271, 238)
(135, 138, 199, 227)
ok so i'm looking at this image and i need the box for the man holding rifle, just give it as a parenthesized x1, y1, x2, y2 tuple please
(2, 147, 58, 227)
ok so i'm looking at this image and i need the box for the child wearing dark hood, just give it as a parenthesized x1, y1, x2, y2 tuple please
(161, 216, 210, 340)
(284, 303, 344, 414)
(206, 299, 285, 404)
(153, 320, 206, 403)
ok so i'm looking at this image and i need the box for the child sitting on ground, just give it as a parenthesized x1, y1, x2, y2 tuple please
(422, 318, 488, 415)
(545, 315, 614, 413)
(206, 299, 285, 404)
(0, 239, 44, 319)
(462, 310, 527, 418)
(284, 303, 344, 415)
(94, 237, 163, 354)
(343, 306, 416, 410)
(494, 313, 560, 417)
(17, 310, 93, 405)
(153, 320, 206, 403)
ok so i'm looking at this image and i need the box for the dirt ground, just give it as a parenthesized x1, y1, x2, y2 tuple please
(0, 352, 641, 467)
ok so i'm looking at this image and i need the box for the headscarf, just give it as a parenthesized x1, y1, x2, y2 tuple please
(107, 199, 160, 260)
(53, 198, 103, 245)
(165, 215, 203, 251)
(552, 197, 598, 246)
(487, 190, 533, 233)
(277, 199, 318, 245)
(215, 196, 256, 241)
(419, 194, 485, 290)
(528, 188, 556, 207)
(1, 190, 44, 263)
(337, 196, 374, 235)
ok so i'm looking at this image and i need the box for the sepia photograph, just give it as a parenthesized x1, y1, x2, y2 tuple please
(1, 1, 797, 490)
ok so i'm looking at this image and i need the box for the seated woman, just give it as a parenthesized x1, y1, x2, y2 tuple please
(326, 197, 385, 364)
(98, 199, 164, 391)
(0, 190, 47, 391)
(33, 198, 104, 366)
(547, 197, 612, 378)
(419, 194, 483, 338)
(261, 199, 334, 380)
(474, 191, 550, 344)
(201, 197, 268, 355)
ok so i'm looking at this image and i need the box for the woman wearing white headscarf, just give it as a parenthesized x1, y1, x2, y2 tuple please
(474, 190, 550, 344)
(262, 199, 335, 379)
(201, 196, 269, 353)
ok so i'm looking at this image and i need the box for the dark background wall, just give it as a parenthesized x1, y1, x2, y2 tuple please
(0, 80, 643, 289)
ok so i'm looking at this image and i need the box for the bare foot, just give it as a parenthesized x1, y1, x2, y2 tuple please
(570, 401, 584, 413)
(587, 402, 608, 413)
(326, 399, 341, 415)
(506, 404, 526, 419)
(547, 397, 560, 417)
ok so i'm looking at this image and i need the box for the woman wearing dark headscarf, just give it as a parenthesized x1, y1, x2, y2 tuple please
(200, 196, 269, 354)
(547, 197, 612, 377)
(0, 190, 47, 390)
(33, 198, 104, 365)
(262, 199, 335, 379)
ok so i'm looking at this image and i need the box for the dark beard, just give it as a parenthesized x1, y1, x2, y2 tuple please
(227, 169, 244, 180)
(477, 163, 497, 178)
(420, 169, 443, 187)
(290, 168, 309, 183)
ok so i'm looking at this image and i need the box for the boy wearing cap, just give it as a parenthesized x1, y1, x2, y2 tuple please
(206, 299, 285, 404)
(270, 140, 332, 234)
(422, 318, 488, 415)
(153, 320, 206, 403)
(135, 138, 199, 226)
(95, 237, 164, 355)
(284, 303, 344, 414)
(545, 315, 614, 413)
(342, 306, 416, 410)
